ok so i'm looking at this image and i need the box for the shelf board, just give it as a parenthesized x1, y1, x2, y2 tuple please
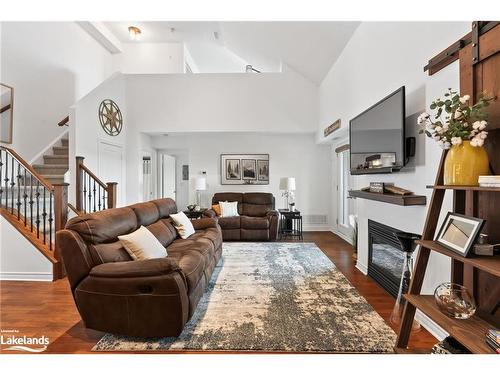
(404, 295, 497, 354)
(348, 190, 427, 206)
(417, 240, 500, 277)
(427, 185, 500, 192)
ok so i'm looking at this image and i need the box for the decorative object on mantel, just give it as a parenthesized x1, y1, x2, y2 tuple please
(390, 231, 421, 332)
(279, 177, 296, 210)
(98, 99, 123, 136)
(478, 175, 500, 187)
(434, 282, 476, 319)
(363, 183, 413, 195)
(435, 212, 485, 257)
(220, 154, 269, 185)
(324, 119, 341, 137)
(418, 88, 493, 185)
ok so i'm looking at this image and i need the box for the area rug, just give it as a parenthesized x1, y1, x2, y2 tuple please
(93, 242, 396, 352)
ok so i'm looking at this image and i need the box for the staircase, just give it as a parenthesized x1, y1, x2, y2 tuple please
(32, 136, 69, 184)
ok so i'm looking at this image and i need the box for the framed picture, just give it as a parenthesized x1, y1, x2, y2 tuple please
(436, 212, 485, 257)
(242, 159, 257, 180)
(225, 159, 241, 180)
(220, 154, 269, 185)
(257, 160, 269, 181)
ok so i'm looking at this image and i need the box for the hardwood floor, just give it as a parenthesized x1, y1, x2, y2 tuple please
(0, 232, 437, 354)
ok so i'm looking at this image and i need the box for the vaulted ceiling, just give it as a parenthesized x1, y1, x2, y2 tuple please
(105, 21, 360, 84)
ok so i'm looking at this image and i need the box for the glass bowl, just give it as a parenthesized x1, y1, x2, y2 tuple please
(434, 283, 476, 319)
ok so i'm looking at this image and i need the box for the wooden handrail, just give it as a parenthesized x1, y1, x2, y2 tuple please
(0, 104, 11, 114)
(67, 202, 83, 216)
(1, 146, 54, 190)
(75, 156, 117, 213)
(58, 116, 69, 127)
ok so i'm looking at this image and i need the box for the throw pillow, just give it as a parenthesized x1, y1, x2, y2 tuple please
(212, 204, 222, 216)
(118, 226, 168, 261)
(219, 201, 239, 217)
(170, 211, 195, 239)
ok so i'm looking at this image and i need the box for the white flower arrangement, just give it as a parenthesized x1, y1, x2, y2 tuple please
(418, 89, 493, 150)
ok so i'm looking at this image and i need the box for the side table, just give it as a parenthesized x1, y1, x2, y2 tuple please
(278, 209, 303, 240)
(183, 210, 205, 220)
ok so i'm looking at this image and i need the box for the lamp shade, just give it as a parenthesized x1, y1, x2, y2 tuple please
(279, 177, 296, 191)
(194, 176, 207, 191)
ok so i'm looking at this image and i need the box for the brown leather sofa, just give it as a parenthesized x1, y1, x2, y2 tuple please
(204, 192, 278, 241)
(56, 198, 222, 338)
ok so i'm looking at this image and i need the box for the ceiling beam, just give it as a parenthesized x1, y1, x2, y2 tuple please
(77, 21, 122, 54)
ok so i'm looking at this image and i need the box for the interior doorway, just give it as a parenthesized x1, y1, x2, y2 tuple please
(160, 154, 176, 201)
(335, 143, 354, 241)
(142, 153, 154, 202)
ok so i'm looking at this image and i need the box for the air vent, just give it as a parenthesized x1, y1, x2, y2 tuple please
(303, 215, 328, 225)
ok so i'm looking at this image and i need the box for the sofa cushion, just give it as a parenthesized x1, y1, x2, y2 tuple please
(89, 241, 133, 264)
(241, 203, 272, 217)
(242, 192, 274, 205)
(212, 193, 243, 215)
(219, 201, 239, 217)
(129, 202, 160, 226)
(145, 220, 176, 247)
(151, 198, 177, 218)
(170, 212, 195, 239)
(66, 207, 138, 245)
(168, 250, 205, 292)
(241, 216, 270, 230)
(218, 216, 241, 229)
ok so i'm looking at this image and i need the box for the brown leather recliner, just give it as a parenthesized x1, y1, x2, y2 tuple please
(56, 198, 222, 338)
(204, 192, 279, 241)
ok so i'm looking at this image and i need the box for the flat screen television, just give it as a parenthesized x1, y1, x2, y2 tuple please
(349, 86, 406, 175)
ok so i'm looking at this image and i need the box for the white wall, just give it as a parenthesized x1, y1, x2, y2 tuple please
(113, 43, 185, 74)
(69, 73, 127, 207)
(152, 132, 332, 229)
(0, 22, 113, 161)
(125, 70, 318, 134)
(318, 22, 470, 336)
(0, 216, 53, 281)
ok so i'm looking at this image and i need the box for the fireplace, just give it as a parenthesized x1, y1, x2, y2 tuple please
(368, 220, 404, 298)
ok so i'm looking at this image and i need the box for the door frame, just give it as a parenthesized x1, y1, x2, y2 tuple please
(98, 138, 126, 207)
(333, 140, 354, 243)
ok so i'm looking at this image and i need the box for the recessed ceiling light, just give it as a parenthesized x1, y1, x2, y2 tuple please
(128, 26, 141, 41)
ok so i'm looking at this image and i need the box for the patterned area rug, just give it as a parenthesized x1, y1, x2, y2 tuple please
(93, 242, 396, 352)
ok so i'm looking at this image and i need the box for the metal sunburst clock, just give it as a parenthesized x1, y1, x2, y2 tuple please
(98, 99, 123, 136)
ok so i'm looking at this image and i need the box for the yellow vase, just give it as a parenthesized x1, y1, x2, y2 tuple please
(444, 140, 490, 186)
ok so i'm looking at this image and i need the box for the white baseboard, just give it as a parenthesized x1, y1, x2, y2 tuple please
(329, 227, 353, 245)
(415, 310, 448, 341)
(355, 261, 368, 275)
(0, 272, 53, 282)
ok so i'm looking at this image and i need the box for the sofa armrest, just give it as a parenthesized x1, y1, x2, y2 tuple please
(192, 217, 218, 230)
(266, 209, 279, 219)
(89, 258, 180, 278)
(203, 208, 217, 218)
(266, 209, 279, 241)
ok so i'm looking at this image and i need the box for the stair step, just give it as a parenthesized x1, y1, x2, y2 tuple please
(60, 138, 68, 147)
(52, 146, 68, 155)
(33, 164, 68, 174)
(43, 155, 69, 165)
(43, 175, 65, 184)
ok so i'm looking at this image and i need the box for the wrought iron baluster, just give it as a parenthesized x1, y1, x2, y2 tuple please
(48, 193, 53, 251)
(93, 179, 96, 212)
(29, 174, 34, 232)
(97, 184, 102, 211)
(82, 171, 87, 213)
(16, 163, 21, 220)
(103, 188, 107, 210)
(42, 187, 47, 244)
(23, 167, 27, 226)
(35, 181, 40, 238)
(4, 152, 9, 208)
(0, 149, 3, 204)
(88, 172, 91, 212)
(10, 155, 15, 213)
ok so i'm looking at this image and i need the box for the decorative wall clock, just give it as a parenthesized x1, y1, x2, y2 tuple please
(98, 99, 123, 136)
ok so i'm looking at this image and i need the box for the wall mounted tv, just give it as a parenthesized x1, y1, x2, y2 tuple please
(349, 86, 406, 175)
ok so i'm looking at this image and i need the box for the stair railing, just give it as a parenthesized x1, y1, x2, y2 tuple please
(0, 146, 67, 277)
(75, 156, 117, 213)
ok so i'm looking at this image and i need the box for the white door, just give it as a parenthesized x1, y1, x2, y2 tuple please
(336, 146, 354, 240)
(160, 154, 176, 201)
(99, 141, 124, 207)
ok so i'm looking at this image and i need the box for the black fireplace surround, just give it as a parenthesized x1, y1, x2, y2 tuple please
(368, 220, 405, 298)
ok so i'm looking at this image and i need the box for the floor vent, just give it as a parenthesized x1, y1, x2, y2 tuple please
(303, 214, 328, 225)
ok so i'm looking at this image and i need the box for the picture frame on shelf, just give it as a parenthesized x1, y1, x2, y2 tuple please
(435, 212, 485, 257)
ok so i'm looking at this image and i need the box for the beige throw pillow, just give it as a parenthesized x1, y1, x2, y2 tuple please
(219, 201, 239, 217)
(118, 226, 168, 261)
(170, 211, 195, 239)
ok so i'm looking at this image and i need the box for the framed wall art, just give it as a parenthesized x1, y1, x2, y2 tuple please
(221, 154, 269, 185)
(435, 212, 485, 257)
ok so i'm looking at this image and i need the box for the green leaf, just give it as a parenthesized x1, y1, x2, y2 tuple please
(430, 103, 437, 110)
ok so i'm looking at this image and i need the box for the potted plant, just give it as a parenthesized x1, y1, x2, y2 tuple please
(418, 89, 494, 185)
